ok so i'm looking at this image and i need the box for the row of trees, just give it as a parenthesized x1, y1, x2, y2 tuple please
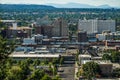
(2, 56, 61, 79)
(102, 51, 120, 63)
(0, 57, 62, 80)
(0, 34, 15, 79)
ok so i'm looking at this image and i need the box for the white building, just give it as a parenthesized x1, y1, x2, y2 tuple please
(96, 32, 120, 41)
(78, 54, 91, 65)
(78, 19, 115, 34)
(23, 38, 36, 45)
(9, 53, 60, 60)
(96, 34, 106, 41)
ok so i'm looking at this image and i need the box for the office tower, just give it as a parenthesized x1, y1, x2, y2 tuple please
(78, 19, 115, 34)
(52, 18, 68, 37)
(78, 31, 87, 42)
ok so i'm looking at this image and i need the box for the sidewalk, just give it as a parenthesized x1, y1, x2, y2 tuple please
(74, 61, 79, 80)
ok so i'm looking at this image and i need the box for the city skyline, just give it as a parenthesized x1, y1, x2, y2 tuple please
(1, 0, 120, 7)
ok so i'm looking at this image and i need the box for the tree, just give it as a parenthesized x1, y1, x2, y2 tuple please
(68, 23, 77, 41)
(0, 36, 14, 63)
(69, 31, 73, 41)
(76, 50, 79, 61)
(77, 68, 84, 77)
(5, 58, 13, 69)
(111, 51, 120, 63)
(26, 58, 33, 65)
(82, 61, 101, 80)
(0, 22, 4, 28)
(69, 23, 77, 33)
(112, 68, 120, 77)
(44, 60, 49, 64)
(52, 75, 61, 80)
(0, 36, 14, 79)
(53, 65, 57, 76)
(19, 60, 31, 79)
(52, 58, 58, 64)
(59, 57, 64, 65)
(6, 66, 24, 80)
(33, 59, 41, 66)
(41, 74, 51, 80)
(102, 54, 111, 60)
(28, 69, 45, 80)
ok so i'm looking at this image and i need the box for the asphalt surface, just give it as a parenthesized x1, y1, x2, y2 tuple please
(57, 56, 75, 80)
(58, 64, 75, 80)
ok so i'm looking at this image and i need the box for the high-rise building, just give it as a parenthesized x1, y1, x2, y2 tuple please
(41, 25, 53, 38)
(34, 25, 53, 38)
(78, 19, 116, 34)
(34, 18, 69, 37)
(34, 26, 42, 34)
(52, 18, 68, 37)
(78, 31, 87, 42)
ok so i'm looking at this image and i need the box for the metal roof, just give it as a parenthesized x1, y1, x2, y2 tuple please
(10, 54, 60, 58)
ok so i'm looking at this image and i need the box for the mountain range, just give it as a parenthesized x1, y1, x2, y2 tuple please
(0, 3, 118, 9)
(0, 4, 55, 10)
(47, 3, 114, 8)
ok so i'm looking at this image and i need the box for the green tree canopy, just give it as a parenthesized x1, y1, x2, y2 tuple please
(41, 74, 51, 80)
(102, 54, 111, 60)
(33, 59, 41, 66)
(52, 75, 61, 80)
(0, 36, 14, 62)
(59, 57, 64, 65)
(82, 61, 101, 80)
(19, 60, 31, 79)
(28, 69, 45, 80)
(0, 36, 14, 79)
(6, 66, 24, 80)
(111, 51, 120, 63)
(26, 58, 33, 65)
(112, 68, 120, 77)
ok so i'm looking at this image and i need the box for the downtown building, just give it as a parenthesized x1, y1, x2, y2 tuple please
(52, 18, 68, 37)
(34, 17, 69, 38)
(78, 31, 88, 42)
(78, 19, 116, 34)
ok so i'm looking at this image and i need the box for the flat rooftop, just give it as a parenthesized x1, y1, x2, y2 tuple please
(1, 20, 16, 22)
(94, 60, 112, 64)
(9, 27, 32, 30)
(9, 54, 60, 58)
(79, 54, 91, 58)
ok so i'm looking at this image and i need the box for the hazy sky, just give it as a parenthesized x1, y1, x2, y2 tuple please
(1, 0, 120, 7)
